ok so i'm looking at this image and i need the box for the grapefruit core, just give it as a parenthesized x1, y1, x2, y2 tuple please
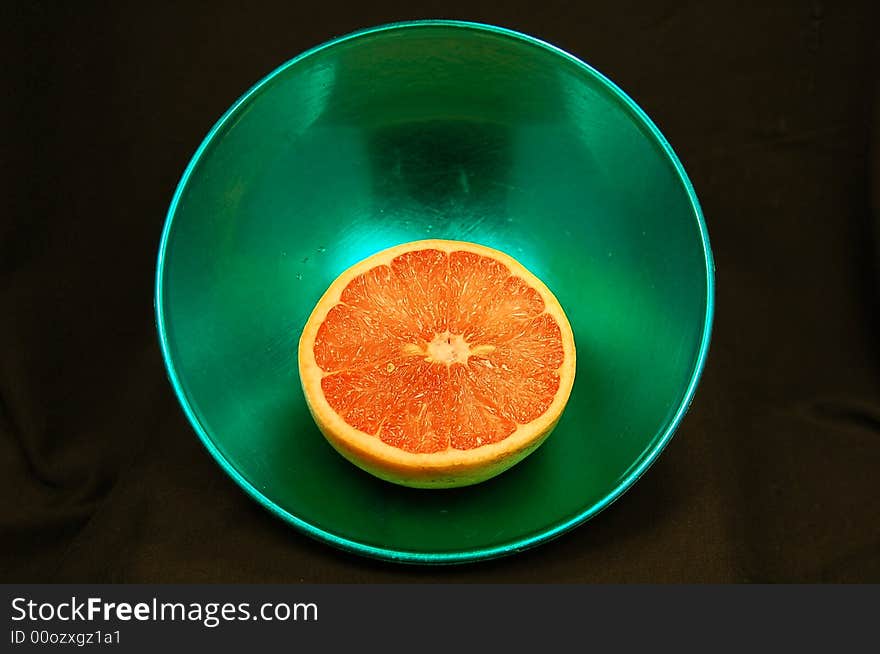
(298, 239, 576, 488)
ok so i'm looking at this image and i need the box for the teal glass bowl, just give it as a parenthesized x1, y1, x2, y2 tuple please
(155, 20, 714, 564)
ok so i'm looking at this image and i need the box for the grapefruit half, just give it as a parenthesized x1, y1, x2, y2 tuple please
(298, 239, 576, 488)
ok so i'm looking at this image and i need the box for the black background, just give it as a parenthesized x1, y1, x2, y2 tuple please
(2, 1, 878, 582)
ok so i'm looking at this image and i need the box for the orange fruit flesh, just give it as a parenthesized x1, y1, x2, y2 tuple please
(299, 240, 575, 488)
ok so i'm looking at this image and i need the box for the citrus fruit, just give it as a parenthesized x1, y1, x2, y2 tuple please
(298, 239, 576, 488)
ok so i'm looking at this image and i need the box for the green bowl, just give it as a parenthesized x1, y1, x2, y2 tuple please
(155, 20, 714, 564)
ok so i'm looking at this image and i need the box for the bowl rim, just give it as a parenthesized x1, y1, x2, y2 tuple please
(154, 18, 716, 565)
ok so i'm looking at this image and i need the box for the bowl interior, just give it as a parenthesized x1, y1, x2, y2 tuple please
(157, 22, 713, 562)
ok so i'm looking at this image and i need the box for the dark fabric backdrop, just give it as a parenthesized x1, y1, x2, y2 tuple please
(2, 1, 878, 582)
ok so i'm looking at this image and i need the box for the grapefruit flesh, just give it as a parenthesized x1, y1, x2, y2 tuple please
(298, 239, 576, 488)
